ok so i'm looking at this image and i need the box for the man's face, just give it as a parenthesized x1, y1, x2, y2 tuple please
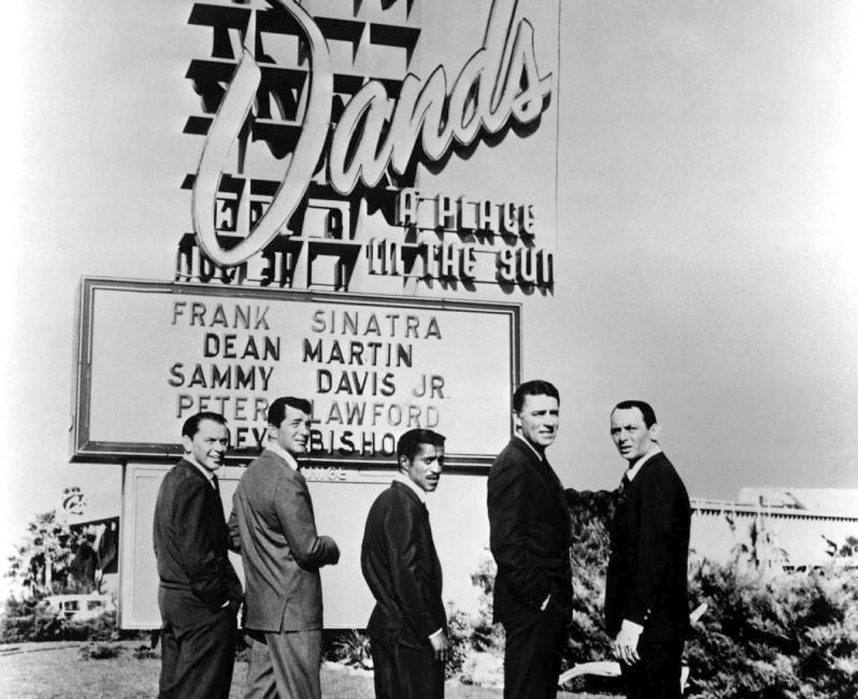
(270, 405, 311, 456)
(183, 419, 229, 472)
(610, 407, 659, 462)
(402, 443, 444, 493)
(514, 393, 560, 450)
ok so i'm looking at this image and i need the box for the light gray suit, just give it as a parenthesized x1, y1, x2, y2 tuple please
(229, 448, 339, 698)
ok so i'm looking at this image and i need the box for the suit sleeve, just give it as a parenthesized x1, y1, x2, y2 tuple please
(626, 474, 684, 626)
(273, 476, 339, 568)
(172, 479, 228, 607)
(488, 461, 549, 608)
(227, 506, 241, 553)
(383, 498, 446, 639)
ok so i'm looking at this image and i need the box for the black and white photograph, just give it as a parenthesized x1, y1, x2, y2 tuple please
(1, 1, 856, 697)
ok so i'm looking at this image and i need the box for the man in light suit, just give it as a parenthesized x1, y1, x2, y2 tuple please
(487, 380, 572, 699)
(153, 411, 242, 699)
(361, 428, 451, 699)
(229, 396, 340, 699)
(606, 401, 691, 699)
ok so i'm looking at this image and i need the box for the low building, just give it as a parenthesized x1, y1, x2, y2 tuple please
(690, 489, 858, 572)
(44, 592, 115, 622)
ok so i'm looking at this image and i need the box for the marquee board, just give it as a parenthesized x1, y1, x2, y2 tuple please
(72, 277, 520, 468)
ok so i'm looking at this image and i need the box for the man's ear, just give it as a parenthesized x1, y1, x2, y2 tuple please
(649, 423, 661, 442)
(181, 434, 193, 454)
(512, 411, 522, 430)
(398, 454, 410, 473)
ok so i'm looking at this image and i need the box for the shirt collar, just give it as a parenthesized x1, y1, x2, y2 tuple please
(184, 454, 218, 488)
(267, 440, 300, 471)
(514, 433, 545, 462)
(626, 446, 662, 482)
(393, 472, 427, 504)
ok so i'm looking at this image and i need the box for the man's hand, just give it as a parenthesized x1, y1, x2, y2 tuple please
(320, 535, 340, 564)
(429, 630, 452, 663)
(611, 619, 643, 665)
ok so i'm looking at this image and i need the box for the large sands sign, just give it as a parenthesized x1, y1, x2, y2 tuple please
(177, 0, 559, 295)
(72, 278, 520, 467)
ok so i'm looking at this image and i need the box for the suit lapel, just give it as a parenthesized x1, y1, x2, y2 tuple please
(179, 458, 213, 489)
(625, 451, 664, 499)
(510, 438, 562, 499)
(263, 448, 304, 482)
(392, 480, 425, 512)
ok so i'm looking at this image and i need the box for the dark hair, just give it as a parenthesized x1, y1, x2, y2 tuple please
(267, 396, 313, 427)
(181, 411, 227, 439)
(612, 400, 657, 428)
(397, 429, 446, 462)
(512, 379, 560, 413)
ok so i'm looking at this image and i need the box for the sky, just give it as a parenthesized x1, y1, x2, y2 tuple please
(2, 0, 857, 594)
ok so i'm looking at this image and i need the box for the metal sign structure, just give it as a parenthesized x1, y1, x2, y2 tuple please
(70, 0, 560, 630)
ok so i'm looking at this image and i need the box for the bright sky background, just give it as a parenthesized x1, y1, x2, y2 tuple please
(2, 0, 857, 595)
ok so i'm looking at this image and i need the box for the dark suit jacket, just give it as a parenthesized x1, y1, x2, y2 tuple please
(153, 459, 241, 609)
(228, 448, 339, 633)
(488, 437, 572, 624)
(605, 451, 691, 641)
(361, 481, 446, 649)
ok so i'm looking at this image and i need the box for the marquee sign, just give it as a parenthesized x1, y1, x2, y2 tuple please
(71, 278, 520, 467)
(176, 0, 559, 294)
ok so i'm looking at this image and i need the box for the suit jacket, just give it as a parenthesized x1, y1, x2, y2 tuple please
(361, 481, 446, 649)
(487, 438, 572, 624)
(153, 459, 241, 609)
(228, 448, 338, 633)
(605, 451, 691, 641)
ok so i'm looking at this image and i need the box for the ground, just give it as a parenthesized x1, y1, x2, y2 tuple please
(0, 642, 608, 698)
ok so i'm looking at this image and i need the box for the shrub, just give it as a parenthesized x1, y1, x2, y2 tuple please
(63, 607, 119, 642)
(0, 594, 119, 643)
(79, 642, 124, 660)
(325, 629, 372, 670)
(685, 562, 858, 698)
(0, 596, 64, 643)
(132, 643, 158, 660)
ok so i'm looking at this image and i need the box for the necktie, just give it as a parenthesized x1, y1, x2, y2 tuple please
(618, 473, 631, 498)
(211, 473, 221, 497)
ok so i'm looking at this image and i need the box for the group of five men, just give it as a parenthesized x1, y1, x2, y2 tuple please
(153, 380, 690, 699)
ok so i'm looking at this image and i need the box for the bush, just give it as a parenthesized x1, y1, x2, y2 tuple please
(63, 607, 120, 642)
(132, 643, 158, 660)
(79, 642, 124, 660)
(0, 596, 64, 643)
(685, 562, 858, 698)
(326, 629, 372, 670)
(0, 594, 119, 643)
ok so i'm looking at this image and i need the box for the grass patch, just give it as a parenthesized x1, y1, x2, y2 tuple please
(0, 642, 605, 698)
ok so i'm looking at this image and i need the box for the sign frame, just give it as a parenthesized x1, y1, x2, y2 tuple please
(71, 276, 521, 469)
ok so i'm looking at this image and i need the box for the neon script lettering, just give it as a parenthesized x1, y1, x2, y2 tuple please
(193, 0, 552, 266)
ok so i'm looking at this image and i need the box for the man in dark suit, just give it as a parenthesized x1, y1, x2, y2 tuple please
(605, 400, 691, 699)
(487, 380, 572, 699)
(153, 411, 242, 699)
(229, 396, 340, 699)
(361, 428, 451, 699)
